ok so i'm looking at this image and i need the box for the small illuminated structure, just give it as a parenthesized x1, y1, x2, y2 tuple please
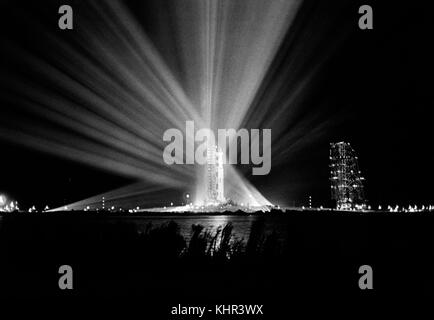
(329, 142, 367, 210)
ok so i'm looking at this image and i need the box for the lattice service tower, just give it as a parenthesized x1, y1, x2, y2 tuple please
(329, 142, 366, 210)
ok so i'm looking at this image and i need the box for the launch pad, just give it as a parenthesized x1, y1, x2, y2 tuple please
(141, 203, 274, 214)
(144, 145, 273, 213)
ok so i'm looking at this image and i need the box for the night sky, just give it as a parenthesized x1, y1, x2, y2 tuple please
(0, 0, 433, 209)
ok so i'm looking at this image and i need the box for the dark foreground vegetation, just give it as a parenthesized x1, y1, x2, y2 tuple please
(0, 211, 434, 309)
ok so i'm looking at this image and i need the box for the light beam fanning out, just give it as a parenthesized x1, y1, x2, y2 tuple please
(0, 0, 349, 209)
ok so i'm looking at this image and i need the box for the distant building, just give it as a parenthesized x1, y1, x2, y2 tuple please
(329, 142, 367, 210)
(206, 145, 225, 204)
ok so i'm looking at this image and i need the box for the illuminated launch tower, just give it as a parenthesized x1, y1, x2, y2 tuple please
(206, 146, 225, 205)
(329, 142, 366, 210)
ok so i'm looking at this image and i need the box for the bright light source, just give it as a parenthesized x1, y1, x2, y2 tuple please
(0, 195, 6, 206)
(24, 0, 302, 212)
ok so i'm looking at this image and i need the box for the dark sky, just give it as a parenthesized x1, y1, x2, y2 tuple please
(0, 0, 433, 209)
(257, 0, 434, 207)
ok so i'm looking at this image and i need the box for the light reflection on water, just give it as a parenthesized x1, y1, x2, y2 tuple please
(0, 214, 289, 244)
(126, 215, 287, 243)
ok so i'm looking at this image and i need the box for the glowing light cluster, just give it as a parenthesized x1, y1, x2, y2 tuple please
(0, 194, 19, 212)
